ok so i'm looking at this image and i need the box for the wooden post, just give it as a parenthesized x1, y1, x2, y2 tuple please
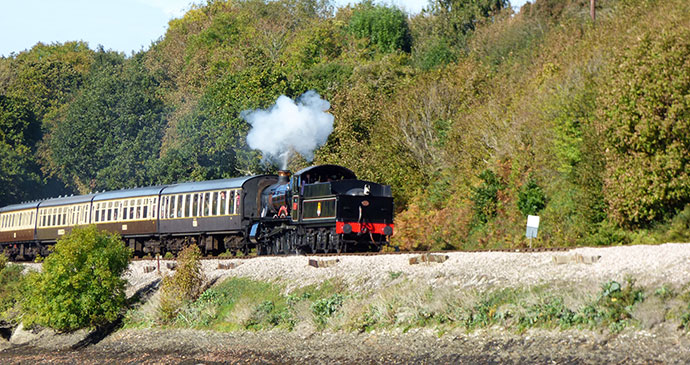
(590, 0, 596, 22)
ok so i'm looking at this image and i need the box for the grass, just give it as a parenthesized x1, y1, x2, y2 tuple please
(120, 274, 690, 336)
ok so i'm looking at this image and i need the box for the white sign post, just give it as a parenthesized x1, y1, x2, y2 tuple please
(526, 215, 540, 248)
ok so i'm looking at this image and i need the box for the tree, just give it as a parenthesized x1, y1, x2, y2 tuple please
(348, 2, 412, 54)
(428, 0, 509, 50)
(0, 95, 42, 206)
(599, 28, 690, 227)
(45, 50, 167, 193)
(23, 226, 132, 332)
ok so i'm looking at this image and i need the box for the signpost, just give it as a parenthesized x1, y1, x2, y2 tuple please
(526, 215, 540, 247)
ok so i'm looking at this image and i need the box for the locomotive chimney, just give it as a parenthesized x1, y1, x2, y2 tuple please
(277, 170, 291, 185)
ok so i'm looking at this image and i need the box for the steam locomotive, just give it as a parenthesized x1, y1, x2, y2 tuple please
(0, 165, 394, 260)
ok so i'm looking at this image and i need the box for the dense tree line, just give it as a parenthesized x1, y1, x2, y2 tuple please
(0, 0, 689, 249)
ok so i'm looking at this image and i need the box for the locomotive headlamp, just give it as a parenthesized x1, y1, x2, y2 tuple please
(383, 225, 393, 236)
(343, 224, 353, 234)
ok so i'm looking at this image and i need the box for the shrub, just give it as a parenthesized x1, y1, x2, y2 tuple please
(311, 293, 344, 327)
(23, 226, 131, 332)
(471, 169, 504, 225)
(665, 204, 690, 242)
(599, 27, 690, 227)
(348, 2, 412, 53)
(0, 262, 26, 321)
(517, 178, 547, 216)
(158, 244, 205, 322)
(576, 279, 645, 333)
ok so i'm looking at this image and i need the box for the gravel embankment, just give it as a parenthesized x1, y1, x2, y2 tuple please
(124, 243, 690, 294)
(3, 243, 690, 364)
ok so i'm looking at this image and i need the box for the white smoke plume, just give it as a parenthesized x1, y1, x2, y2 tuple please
(243, 90, 334, 169)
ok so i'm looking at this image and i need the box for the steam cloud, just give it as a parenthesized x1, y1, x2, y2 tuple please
(243, 90, 334, 169)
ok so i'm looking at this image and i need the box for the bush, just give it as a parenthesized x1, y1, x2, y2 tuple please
(311, 293, 344, 327)
(471, 169, 504, 225)
(158, 244, 205, 322)
(517, 178, 547, 216)
(348, 2, 412, 53)
(0, 262, 26, 321)
(0, 252, 6, 271)
(599, 27, 690, 227)
(23, 226, 131, 332)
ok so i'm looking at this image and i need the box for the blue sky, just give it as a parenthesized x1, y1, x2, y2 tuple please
(0, 0, 530, 58)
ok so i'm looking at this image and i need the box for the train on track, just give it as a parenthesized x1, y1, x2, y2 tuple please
(0, 165, 394, 261)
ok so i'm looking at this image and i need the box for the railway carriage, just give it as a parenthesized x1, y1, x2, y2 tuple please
(156, 175, 276, 255)
(90, 186, 163, 253)
(36, 194, 95, 243)
(0, 202, 40, 258)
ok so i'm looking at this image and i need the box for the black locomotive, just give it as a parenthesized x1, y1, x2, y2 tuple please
(0, 165, 394, 260)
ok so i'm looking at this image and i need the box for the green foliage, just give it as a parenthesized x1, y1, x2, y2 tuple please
(471, 169, 504, 224)
(158, 244, 205, 322)
(0, 95, 42, 206)
(311, 293, 344, 327)
(577, 279, 645, 333)
(518, 297, 577, 329)
(348, 2, 412, 54)
(23, 226, 132, 332)
(0, 262, 26, 321)
(517, 178, 546, 216)
(599, 27, 690, 227)
(428, 0, 509, 49)
(664, 204, 690, 243)
(46, 50, 167, 193)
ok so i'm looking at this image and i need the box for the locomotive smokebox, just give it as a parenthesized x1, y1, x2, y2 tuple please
(277, 170, 291, 185)
(261, 170, 292, 218)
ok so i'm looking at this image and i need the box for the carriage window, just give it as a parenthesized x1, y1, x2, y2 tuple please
(234, 190, 241, 214)
(143, 198, 149, 219)
(114, 203, 120, 221)
(152, 197, 158, 219)
(160, 197, 167, 219)
(182, 194, 189, 217)
(123, 200, 129, 220)
(190, 194, 197, 217)
(133, 199, 140, 219)
(168, 196, 175, 218)
(201, 193, 209, 216)
(62, 208, 67, 226)
(211, 192, 218, 216)
(219, 191, 226, 215)
(84, 205, 90, 224)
